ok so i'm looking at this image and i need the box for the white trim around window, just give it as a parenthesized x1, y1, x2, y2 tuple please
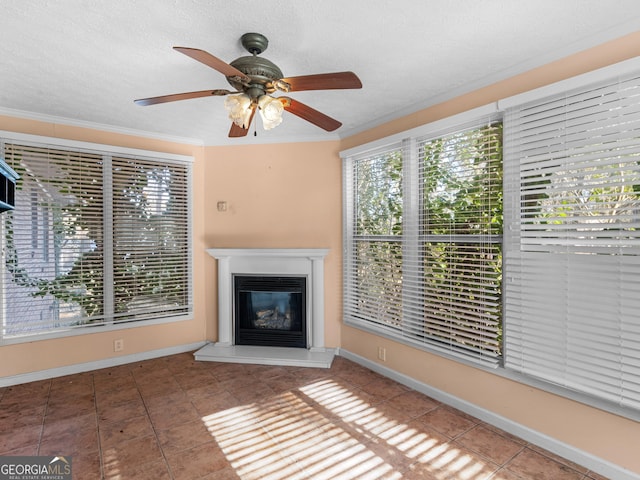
(0, 131, 194, 344)
(342, 56, 640, 421)
(342, 111, 503, 368)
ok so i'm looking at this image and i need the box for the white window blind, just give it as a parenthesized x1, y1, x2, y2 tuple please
(111, 156, 191, 323)
(503, 72, 640, 410)
(416, 124, 503, 364)
(1, 141, 192, 341)
(344, 121, 503, 367)
(344, 143, 404, 332)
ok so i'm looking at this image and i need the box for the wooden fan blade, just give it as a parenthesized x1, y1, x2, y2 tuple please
(174, 46, 250, 81)
(280, 97, 342, 131)
(228, 105, 257, 137)
(134, 89, 232, 106)
(228, 122, 248, 137)
(279, 72, 362, 92)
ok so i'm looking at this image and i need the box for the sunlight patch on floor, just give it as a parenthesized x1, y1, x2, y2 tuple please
(202, 390, 400, 479)
(202, 379, 497, 479)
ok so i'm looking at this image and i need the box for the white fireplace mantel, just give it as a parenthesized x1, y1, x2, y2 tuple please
(194, 248, 335, 368)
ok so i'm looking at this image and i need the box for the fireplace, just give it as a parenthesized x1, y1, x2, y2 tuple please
(195, 248, 335, 368)
(234, 275, 307, 348)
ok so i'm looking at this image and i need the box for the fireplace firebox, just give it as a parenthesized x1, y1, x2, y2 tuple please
(234, 275, 307, 348)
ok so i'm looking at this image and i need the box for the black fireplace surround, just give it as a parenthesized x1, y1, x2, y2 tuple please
(234, 275, 307, 348)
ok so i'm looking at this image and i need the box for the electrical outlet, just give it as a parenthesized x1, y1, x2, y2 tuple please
(377, 346, 386, 362)
(113, 339, 124, 352)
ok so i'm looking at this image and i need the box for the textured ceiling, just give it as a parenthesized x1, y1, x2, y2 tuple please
(1, 1, 640, 146)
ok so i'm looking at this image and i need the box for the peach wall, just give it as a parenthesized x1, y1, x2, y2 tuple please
(0, 120, 343, 378)
(339, 32, 640, 474)
(0, 117, 208, 377)
(201, 141, 343, 347)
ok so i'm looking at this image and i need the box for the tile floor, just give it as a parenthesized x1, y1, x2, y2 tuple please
(0, 352, 610, 480)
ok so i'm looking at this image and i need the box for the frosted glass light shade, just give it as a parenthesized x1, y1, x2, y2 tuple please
(258, 95, 284, 130)
(224, 94, 253, 128)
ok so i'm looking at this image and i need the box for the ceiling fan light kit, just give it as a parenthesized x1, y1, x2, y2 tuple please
(134, 32, 362, 137)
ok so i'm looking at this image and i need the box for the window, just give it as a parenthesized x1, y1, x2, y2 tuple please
(0, 138, 192, 342)
(343, 60, 640, 419)
(343, 119, 503, 367)
(346, 144, 404, 333)
(503, 70, 640, 411)
(418, 125, 503, 363)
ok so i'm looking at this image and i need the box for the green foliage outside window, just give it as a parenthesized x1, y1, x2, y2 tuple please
(351, 123, 503, 358)
(420, 124, 503, 355)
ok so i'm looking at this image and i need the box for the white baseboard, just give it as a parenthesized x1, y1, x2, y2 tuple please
(338, 348, 640, 480)
(0, 341, 207, 387)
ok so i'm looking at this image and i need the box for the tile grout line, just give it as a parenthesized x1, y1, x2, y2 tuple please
(451, 422, 528, 468)
(130, 363, 177, 480)
(91, 374, 105, 480)
(36, 380, 52, 457)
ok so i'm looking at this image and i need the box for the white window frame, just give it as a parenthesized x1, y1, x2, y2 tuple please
(342, 56, 640, 421)
(342, 105, 503, 368)
(0, 131, 194, 345)
(500, 59, 640, 418)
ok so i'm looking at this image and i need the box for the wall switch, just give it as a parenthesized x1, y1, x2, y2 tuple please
(377, 346, 386, 362)
(114, 339, 124, 352)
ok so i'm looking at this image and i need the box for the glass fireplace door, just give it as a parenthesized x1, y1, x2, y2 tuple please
(234, 276, 307, 348)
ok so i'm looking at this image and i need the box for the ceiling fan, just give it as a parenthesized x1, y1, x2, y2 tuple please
(134, 33, 362, 137)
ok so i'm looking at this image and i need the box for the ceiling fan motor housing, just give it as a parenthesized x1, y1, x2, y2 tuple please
(228, 55, 284, 97)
